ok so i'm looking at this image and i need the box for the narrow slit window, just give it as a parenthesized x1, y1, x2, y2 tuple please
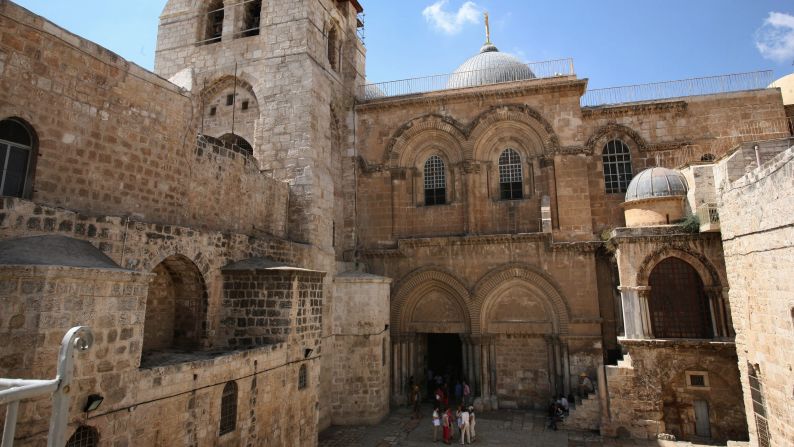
(219, 381, 238, 435)
(499, 148, 524, 200)
(298, 364, 308, 390)
(602, 139, 633, 194)
(424, 155, 447, 206)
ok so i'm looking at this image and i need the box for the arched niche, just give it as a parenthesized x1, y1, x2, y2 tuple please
(482, 280, 556, 335)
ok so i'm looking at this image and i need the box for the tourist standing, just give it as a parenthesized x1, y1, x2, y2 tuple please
(442, 408, 452, 444)
(468, 406, 476, 442)
(454, 380, 463, 404)
(411, 384, 422, 419)
(462, 381, 471, 405)
(432, 406, 441, 442)
(578, 372, 594, 398)
(459, 406, 471, 444)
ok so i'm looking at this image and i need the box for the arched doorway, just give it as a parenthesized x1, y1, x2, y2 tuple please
(391, 270, 471, 404)
(142, 255, 208, 364)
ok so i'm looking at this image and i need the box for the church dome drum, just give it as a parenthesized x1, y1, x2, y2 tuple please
(623, 167, 689, 227)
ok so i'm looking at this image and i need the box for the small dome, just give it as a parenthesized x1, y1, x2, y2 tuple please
(362, 81, 386, 100)
(624, 167, 688, 202)
(446, 42, 535, 89)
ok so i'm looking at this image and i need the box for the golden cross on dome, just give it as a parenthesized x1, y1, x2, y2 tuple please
(484, 12, 491, 44)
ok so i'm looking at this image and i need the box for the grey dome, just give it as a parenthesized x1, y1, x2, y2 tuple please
(362, 81, 386, 100)
(625, 167, 688, 202)
(446, 43, 535, 89)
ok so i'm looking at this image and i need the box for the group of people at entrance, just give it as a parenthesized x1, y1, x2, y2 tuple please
(432, 405, 475, 444)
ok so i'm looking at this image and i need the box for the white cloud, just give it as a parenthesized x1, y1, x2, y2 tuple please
(755, 11, 794, 63)
(422, 0, 481, 35)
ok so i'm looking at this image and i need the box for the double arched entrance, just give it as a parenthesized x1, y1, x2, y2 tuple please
(390, 265, 572, 409)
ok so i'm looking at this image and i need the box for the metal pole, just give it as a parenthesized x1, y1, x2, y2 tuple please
(1, 401, 19, 447)
(47, 327, 93, 447)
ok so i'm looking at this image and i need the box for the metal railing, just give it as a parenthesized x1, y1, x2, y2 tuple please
(0, 327, 93, 447)
(359, 58, 575, 100)
(697, 203, 720, 230)
(581, 71, 774, 107)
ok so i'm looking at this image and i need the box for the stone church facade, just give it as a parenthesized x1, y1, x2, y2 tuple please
(0, 0, 792, 446)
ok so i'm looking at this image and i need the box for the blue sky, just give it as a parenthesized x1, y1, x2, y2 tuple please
(11, 1, 794, 89)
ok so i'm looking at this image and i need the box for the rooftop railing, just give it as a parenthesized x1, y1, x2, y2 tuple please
(581, 71, 774, 107)
(359, 58, 575, 100)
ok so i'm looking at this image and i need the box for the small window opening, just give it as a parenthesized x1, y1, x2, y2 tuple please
(701, 153, 716, 162)
(298, 364, 308, 390)
(748, 363, 771, 447)
(226, 94, 234, 106)
(241, 100, 249, 111)
(66, 426, 99, 447)
(423, 155, 447, 206)
(241, 0, 261, 37)
(0, 118, 35, 198)
(690, 374, 706, 387)
(209, 106, 217, 116)
(327, 26, 339, 71)
(204, 0, 224, 45)
(219, 381, 238, 435)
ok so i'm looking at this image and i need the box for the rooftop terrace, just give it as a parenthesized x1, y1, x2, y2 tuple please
(359, 58, 775, 108)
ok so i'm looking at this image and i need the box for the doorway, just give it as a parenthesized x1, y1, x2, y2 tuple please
(426, 333, 463, 382)
(693, 400, 711, 438)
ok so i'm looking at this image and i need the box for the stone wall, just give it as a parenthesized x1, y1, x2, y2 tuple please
(329, 272, 391, 425)
(719, 144, 794, 445)
(0, 2, 290, 238)
(603, 341, 747, 442)
(0, 248, 324, 446)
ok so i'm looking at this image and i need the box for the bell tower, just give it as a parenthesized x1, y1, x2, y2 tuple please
(155, 0, 365, 251)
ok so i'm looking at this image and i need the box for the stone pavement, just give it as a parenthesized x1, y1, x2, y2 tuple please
(319, 405, 729, 447)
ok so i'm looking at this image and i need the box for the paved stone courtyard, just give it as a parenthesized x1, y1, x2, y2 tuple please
(319, 405, 730, 447)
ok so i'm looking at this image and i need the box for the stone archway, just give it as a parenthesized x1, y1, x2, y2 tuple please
(471, 264, 572, 407)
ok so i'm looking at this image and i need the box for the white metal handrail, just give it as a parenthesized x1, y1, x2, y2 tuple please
(581, 71, 774, 107)
(0, 327, 93, 447)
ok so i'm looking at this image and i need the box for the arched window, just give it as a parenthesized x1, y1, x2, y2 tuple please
(298, 364, 308, 390)
(66, 426, 99, 447)
(700, 153, 716, 162)
(648, 258, 712, 339)
(423, 155, 447, 206)
(0, 118, 35, 198)
(241, 0, 261, 37)
(327, 25, 339, 71)
(498, 148, 523, 200)
(602, 139, 633, 194)
(219, 381, 237, 435)
(219, 133, 253, 157)
(142, 255, 208, 363)
(747, 363, 771, 447)
(204, 0, 224, 44)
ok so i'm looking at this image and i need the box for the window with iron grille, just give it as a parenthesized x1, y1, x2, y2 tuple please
(424, 155, 446, 206)
(498, 148, 524, 200)
(648, 258, 713, 339)
(602, 140, 633, 194)
(748, 364, 771, 447)
(0, 118, 34, 198)
(298, 364, 308, 390)
(219, 381, 238, 435)
(66, 426, 99, 447)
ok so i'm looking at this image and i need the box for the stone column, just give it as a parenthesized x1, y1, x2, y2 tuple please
(461, 335, 469, 380)
(637, 287, 654, 338)
(546, 335, 558, 396)
(467, 342, 476, 390)
(408, 335, 416, 383)
(472, 336, 482, 397)
(561, 339, 571, 396)
(392, 339, 401, 402)
(618, 286, 643, 339)
(400, 337, 408, 400)
(488, 337, 497, 398)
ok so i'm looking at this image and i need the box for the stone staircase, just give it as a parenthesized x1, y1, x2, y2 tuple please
(563, 392, 600, 431)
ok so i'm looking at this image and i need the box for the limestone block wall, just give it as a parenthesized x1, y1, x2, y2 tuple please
(329, 272, 391, 425)
(0, 197, 318, 349)
(0, 2, 290, 238)
(603, 341, 747, 442)
(718, 144, 794, 445)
